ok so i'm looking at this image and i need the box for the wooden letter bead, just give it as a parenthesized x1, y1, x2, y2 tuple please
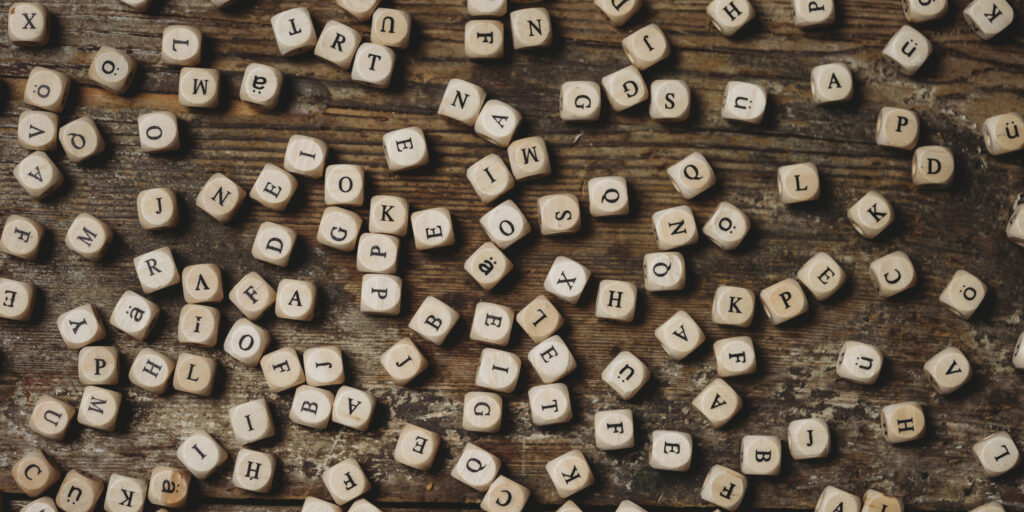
(876, 107, 920, 150)
(58, 117, 105, 162)
(271, 7, 316, 55)
(703, 202, 750, 250)
(815, 486, 860, 512)
(381, 338, 428, 385)
(465, 242, 513, 291)
(796, 252, 846, 300)
(161, 25, 202, 66)
(528, 383, 573, 426)
(650, 79, 690, 122)
(741, 435, 782, 475)
(371, 8, 411, 49)
(304, 346, 345, 386)
(470, 302, 515, 346)
(338, 0, 380, 20)
(622, 24, 670, 71)
(289, 385, 334, 430)
(18, 110, 58, 150)
(963, 0, 1014, 39)
(545, 450, 593, 498)
(12, 448, 61, 497)
(284, 134, 328, 178)
(596, 280, 638, 322)
(475, 100, 522, 147)
(973, 431, 1020, 477)
(323, 459, 370, 505)
(333, 386, 376, 431)
(516, 295, 564, 342)
(356, 233, 399, 274)
(409, 297, 460, 345)
(528, 335, 577, 383)
(588, 176, 629, 217)
(178, 67, 219, 108)
(25, 67, 70, 112)
(693, 378, 742, 428)
(510, 7, 552, 49)
(78, 346, 118, 386)
(394, 423, 441, 470)
(129, 348, 175, 394)
(644, 252, 686, 292)
(707, 0, 754, 36)
(109, 290, 159, 340)
(464, 391, 503, 433)
(133, 246, 181, 293)
(275, 279, 317, 321)
(260, 347, 305, 392)
(700, 465, 747, 511)
(181, 264, 222, 304)
(601, 66, 649, 112)
(467, 154, 514, 203)
(904, 0, 947, 22)
(939, 270, 986, 319)
(232, 449, 275, 493)
(252, 222, 297, 267)
(411, 207, 454, 250)
(601, 351, 649, 399)
(793, 0, 835, 27)
(481, 199, 532, 248)
(923, 346, 971, 394)
(656, 310, 706, 360)
(650, 430, 692, 471)
(983, 112, 1024, 155)
(722, 81, 767, 124)
(316, 21, 361, 69)
(836, 341, 883, 385)
(30, 395, 75, 440)
(847, 190, 894, 239)
(882, 25, 932, 75)
(482, 476, 530, 512)
(544, 256, 591, 304)
(197, 173, 246, 223)
(667, 153, 716, 200)
(1, 214, 43, 260)
(369, 195, 409, 235)
(714, 336, 757, 377)
(250, 164, 297, 212)
(360, 273, 402, 315)
(868, 250, 917, 297)
(56, 470, 103, 512)
(65, 213, 112, 262)
(508, 136, 551, 181)
(138, 111, 180, 154)
(652, 206, 699, 250)
(476, 348, 522, 393)
(595, 0, 641, 25)
(324, 165, 365, 207)
(8, 3, 48, 46)
(788, 417, 830, 459)
(239, 63, 283, 109)
(711, 285, 755, 327)
(177, 431, 228, 480)
(383, 127, 429, 172)
(351, 42, 396, 88)
(229, 398, 275, 444)
(594, 409, 634, 450)
(104, 473, 146, 512)
(450, 443, 501, 492)
(810, 63, 853, 104)
(58, 304, 105, 349)
(862, 490, 903, 512)
(87, 46, 136, 95)
(172, 353, 216, 396)
(560, 81, 602, 122)
(224, 319, 271, 367)
(881, 401, 925, 443)
(77, 385, 122, 431)
(439, 79, 486, 126)
(465, 19, 505, 60)
(911, 145, 954, 188)
(759, 278, 809, 325)
(777, 163, 820, 204)
(14, 151, 63, 200)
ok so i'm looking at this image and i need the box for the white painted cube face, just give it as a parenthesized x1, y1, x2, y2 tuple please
(722, 81, 766, 124)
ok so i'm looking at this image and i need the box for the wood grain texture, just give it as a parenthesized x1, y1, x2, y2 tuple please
(1, 0, 1023, 510)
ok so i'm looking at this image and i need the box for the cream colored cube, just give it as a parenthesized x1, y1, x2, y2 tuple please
(655, 310, 705, 360)
(464, 391, 503, 433)
(650, 79, 691, 122)
(560, 81, 602, 121)
(797, 252, 846, 300)
(847, 190, 893, 239)
(529, 383, 573, 426)
(793, 0, 835, 27)
(8, 3, 49, 46)
(969, 503, 1007, 512)
(135, 187, 179, 232)
(465, 242, 514, 291)
(251, 164, 297, 212)
(722, 81, 766, 123)
(316, 21, 361, 69)
(371, 8, 411, 48)
(537, 194, 580, 236)
(467, 154, 514, 204)
(129, 348, 175, 394)
(87, 46, 136, 95)
(650, 430, 692, 471)
(510, 7, 552, 49)
(588, 176, 629, 217)
(324, 165, 364, 206)
(714, 336, 757, 377)
(528, 335, 577, 383)
(644, 252, 685, 292)
(271, 7, 316, 55)
(652, 206, 699, 250)
(923, 346, 971, 394)
(759, 278, 808, 325)
(476, 348, 522, 393)
(14, 151, 63, 199)
(881, 401, 925, 443)
(868, 250, 917, 298)
(351, 43, 396, 88)
(57, 304, 105, 349)
(469, 0, 507, 16)
(381, 338, 428, 385)
(239, 63, 283, 109)
(232, 449, 275, 493)
(409, 296, 460, 345)
(508, 136, 550, 181)
(411, 207, 454, 250)
(700, 465, 746, 511)
(815, 486, 860, 512)
(862, 490, 903, 512)
(252, 221, 297, 267)
(284, 134, 328, 178)
(876, 107, 920, 150)
(439, 78, 486, 126)
(482, 476, 530, 512)
(78, 346, 118, 386)
(110, 290, 159, 340)
(181, 263, 222, 304)
(196, 173, 245, 223)
(276, 279, 316, 321)
(133, 246, 180, 293)
(882, 25, 932, 75)
(261, 347, 305, 392)
(836, 341, 883, 385)
(939, 270, 986, 319)
(338, 0, 380, 20)
(323, 458, 369, 505)
(904, 0, 947, 22)
(161, 25, 202, 66)
(741, 435, 782, 475)
(963, 0, 1014, 39)
(973, 431, 1020, 478)
(911, 145, 954, 188)
(707, 0, 755, 36)
(59, 116, 105, 162)
(595, 0, 642, 25)
(369, 195, 409, 235)
(622, 24, 670, 70)
(601, 65, 648, 112)
(304, 346, 345, 387)
(65, 213, 112, 262)
(711, 285, 755, 327)
(693, 378, 742, 428)
(470, 302, 515, 346)
(516, 295, 564, 342)
(788, 417, 830, 459)
(25, 67, 70, 112)
(667, 152, 716, 200)
(333, 386, 376, 431)
(18, 110, 59, 150)
(56, 470, 104, 512)
(0, 278, 34, 322)
(544, 256, 591, 304)
(983, 112, 1024, 155)
(360, 273, 402, 315)
(175, 306, 219, 347)
(810, 63, 853, 104)
(349, 499, 382, 512)
(229, 398, 275, 444)
(703, 202, 750, 250)
(602, 351, 649, 399)
(356, 233, 399, 274)
(0, 214, 44, 260)
(1008, 199, 1024, 247)
(383, 127, 429, 172)
(178, 67, 219, 108)
(481, 199, 531, 249)
(545, 450, 593, 498)
(104, 473, 146, 512)
(290, 385, 334, 430)
(596, 279, 637, 322)
(450, 443, 501, 491)
(224, 318, 271, 367)
(394, 423, 440, 470)
(172, 353, 216, 396)
(29, 395, 75, 440)
(475, 99, 522, 147)
(12, 448, 61, 497)
(465, 19, 505, 60)
(778, 162, 820, 204)
(177, 430, 228, 480)
(595, 409, 634, 450)
(77, 385, 122, 431)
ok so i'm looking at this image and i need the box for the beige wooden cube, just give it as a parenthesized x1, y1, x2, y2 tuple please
(722, 81, 767, 124)
(759, 278, 809, 325)
(252, 221, 297, 267)
(588, 176, 629, 217)
(381, 338, 428, 385)
(0, 215, 43, 260)
(711, 285, 755, 327)
(810, 63, 853, 104)
(133, 246, 180, 293)
(232, 449, 275, 493)
(178, 67, 219, 108)
(973, 431, 1020, 478)
(229, 398, 275, 444)
(529, 383, 573, 426)
(912, 145, 954, 188)
(119, 0, 150, 11)
(778, 162, 820, 204)
(741, 435, 782, 476)
(468, 154, 514, 203)
(862, 490, 903, 512)
(18, 110, 59, 150)
(876, 107, 920, 150)
(351, 42, 396, 88)
(316, 21, 361, 69)
(356, 233, 399, 274)
(333, 386, 376, 431)
(58, 304, 105, 349)
(411, 207, 454, 250)
(797, 252, 845, 300)
(544, 256, 591, 304)
(510, 7, 552, 49)
(516, 295, 563, 342)
(1014, 331, 1024, 370)
(963, 0, 1014, 39)
(14, 151, 63, 200)
(369, 195, 409, 235)
(56, 470, 104, 512)
(12, 448, 61, 497)
(601, 65, 649, 112)
(371, 8, 411, 49)
(239, 63, 283, 109)
(323, 458, 369, 505)
(703, 202, 750, 250)
(109, 290, 159, 340)
(177, 430, 228, 480)
(104, 473, 146, 512)
(881, 401, 925, 443)
(173, 353, 217, 396)
(303, 346, 345, 386)
(78, 346, 118, 386)
(815, 486, 860, 512)
(650, 430, 692, 471)
(162, 25, 202, 66)
(230, 272, 277, 321)
(464, 391, 503, 433)
(655, 310, 706, 360)
(439, 78, 486, 126)
(276, 279, 317, 321)
(700, 465, 746, 511)
(560, 81, 602, 122)
(324, 165, 365, 207)
(261, 347, 305, 392)
(622, 24, 670, 71)
(836, 341, 883, 385)
(465, 242, 513, 291)
(129, 348, 175, 394)
(475, 99, 522, 147)
(250, 164, 296, 212)
(596, 280, 638, 322)
(271, 7, 316, 55)
(8, 3, 49, 46)
(338, 0, 380, 20)
(708, 0, 755, 36)
(360, 273, 402, 315)
(87, 46, 136, 95)
(383, 127, 429, 172)
(65, 213, 112, 262)
(77, 385, 122, 431)
(594, 409, 634, 450)
(983, 112, 1024, 155)
(395, 423, 441, 470)
(136, 186, 179, 233)
(788, 417, 830, 459)
(284, 134, 328, 178)
(667, 153, 716, 200)
(508, 136, 551, 181)
(290, 385, 334, 430)
(29, 395, 75, 440)
(693, 378, 742, 428)
(793, 0, 835, 27)
(349, 499, 382, 512)
(181, 264, 222, 304)
(595, 0, 642, 25)
(869, 250, 917, 297)
(148, 467, 190, 509)
(25, 67, 70, 112)
(528, 335, 577, 383)
(476, 348, 521, 393)
(969, 503, 1007, 512)
(469, 0, 507, 16)
(644, 252, 686, 292)
(923, 346, 971, 394)
(545, 450, 593, 498)
(601, 351, 649, 399)
(652, 206, 699, 250)
(451, 443, 501, 491)
(197, 173, 246, 223)
(0, 279, 32, 323)
(1009, 199, 1024, 247)
(409, 296, 460, 345)
(904, 0, 947, 22)
(470, 302, 515, 346)
(482, 476, 529, 512)
(465, 19, 505, 60)
(650, 79, 691, 122)
(939, 270, 986, 319)
(714, 336, 757, 377)
(59, 116, 105, 162)
(223, 318, 271, 366)
(882, 25, 931, 75)
(847, 190, 893, 239)
(481, 200, 531, 249)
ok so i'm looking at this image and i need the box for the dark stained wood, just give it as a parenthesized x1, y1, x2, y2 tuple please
(1, 0, 1024, 510)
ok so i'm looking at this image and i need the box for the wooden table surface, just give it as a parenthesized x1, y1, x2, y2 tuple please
(1, 0, 1023, 510)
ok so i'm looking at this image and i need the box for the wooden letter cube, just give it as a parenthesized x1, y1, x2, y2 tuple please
(712, 285, 755, 327)
(939, 270, 986, 319)
(622, 24, 670, 71)
(707, 0, 755, 36)
(847, 190, 894, 239)
(836, 341, 883, 385)
(381, 338, 428, 385)
(333, 386, 376, 431)
(876, 107, 920, 150)
(77, 385, 122, 431)
(14, 151, 63, 199)
(451, 443, 501, 492)
(788, 417, 830, 459)
(65, 213, 113, 262)
(172, 353, 217, 396)
(653, 206, 699, 250)
(371, 8, 411, 49)
(197, 173, 245, 223)
(475, 100, 522, 147)
(868, 250, 917, 297)
(601, 351, 649, 399)
(229, 398, 275, 444)
(476, 348, 522, 393)
(810, 63, 853, 104)
(78, 346, 118, 386)
(177, 430, 228, 480)
(596, 279, 638, 322)
(59, 116, 105, 163)
(290, 385, 334, 430)
(601, 66, 649, 112)
(148, 467, 190, 509)
(881, 401, 925, 443)
(644, 251, 686, 291)
(508, 136, 551, 181)
(271, 7, 316, 55)
(394, 423, 440, 470)
(275, 278, 317, 321)
(904, 0, 947, 22)
(656, 310, 706, 360)
(252, 222, 297, 267)
(383, 127, 429, 172)
(595, 0, 641, 25)
(324, 165, 365, 207)
(304, 346, 345, 386)
(1, 214, 44, 260)
(969, 503, 1007, 512)
(464, 391, 503, 433)
(351, 43, 396, 88)
(12, 448, 61, 497)
(963, 0, 1014, 39)
(759, 278, 809, 325)
(528, 335, 577, 383)
(700, 465, 747, 511)
(232, 449, 275, 493)
(468, 154, 514, 203)
(409, 296, 460, 345)
(104, 473, 146, 512)
(594, 409, 634, 450)
(510, 7, 552, 49)
(741, 435, 782, 475)
(545, 450, 593, 498)
(862, 490, 903, 512)
(283, 135, 329, 179)
(469, 0, 507, 16)
(793, 0, 835, 27)
(911, 145, 954, 188)
(323, 458, 369, 505)
(439, 78, 486, 126)
(129, 348, 175, 394)
(650, 79, 691, 122)
(356, 233, 399, 274)
(30, 395, 75, 440)
(516, 295, 564, 342)
(714, 336, 757, 377)
(316, 21, 361, 69)
(778, 162, 820, 204)
(87, 46, 136, 95)
(544, 256, 591, 304)
(161, 25, 202, 66)
(133, 246, 180, 293)
(529, 383, 573, 426)
(703, 202, 750, 250)
(25, 67, 70, 112)
(560, 81, 602, 121)
(18, 110, 59, 150)
(251, 164, 297, 212)
(470, 302, 515, 346)
(983, 112, 1024, 155)
(973, 431, 1020, 478)
(369, 195, 409, 235)
(797, 252, 846, 300)
(693, 378, 742, 428)
(588, 176, 629, 217)
(360, 274, 402, 315)
(58, 304, 105, 349)
(138, 111, 181, 154)
(650, 430, 692, 471)
(0, 278, 35, 321)
(260, 347, 305, 392)
(481, 199, 531, 249)
(465, 19, 505, 59)
(923, 346, 971, 394)
(411, 207, 454, 250)
(56, 470, 104, 512)
(110, 291, 159, 340)
(338, 0, 380, 20)
(482, 476, 530, 512)
(815, 486, 860, 512)
(667, 152, 716, 200)
(882, 25, 932, 75)
(722, 81, 767, 124)
(180, 264, 222, 304)
(178, 67, 219, 108)
(8, 3, 49, 46)
(465, 242, 513, 291)
(239, 63, 283, 109)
